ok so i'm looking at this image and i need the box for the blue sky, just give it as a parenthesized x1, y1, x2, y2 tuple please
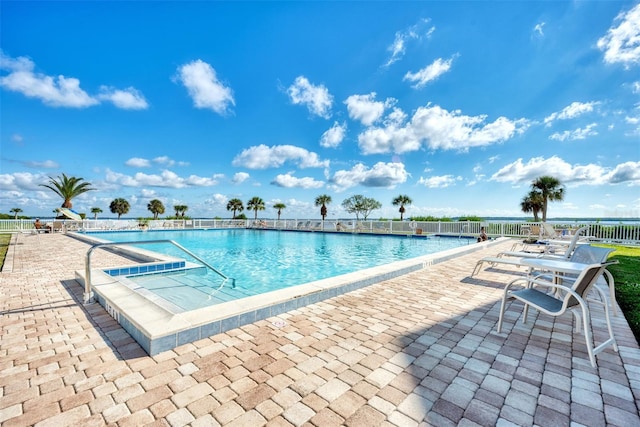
(1, 1, 639, 220)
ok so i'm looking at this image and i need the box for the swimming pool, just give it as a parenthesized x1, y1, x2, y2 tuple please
(75, 229, 493, 356)
(85, 229, 474, 311)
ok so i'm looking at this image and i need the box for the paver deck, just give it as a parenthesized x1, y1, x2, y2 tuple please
(1, 232, 639, 426)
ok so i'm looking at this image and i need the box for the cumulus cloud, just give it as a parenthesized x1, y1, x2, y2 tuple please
(126, 157, 151, 168)
(175, 59, 234, 115)
(232, 172, 250, 184)
(403, 56, 456, 89)
(286, 76, 333, 119)
(549, 123, 598, 141)
(0, 171, 49, 191)
(344, 93, 397, 126)
(597, 3, 640, 68)
(125, 156, 187, 168)
(490, 156, 640, 186)
(544, 101, 600, 126)
(358, 104, 526, 154)
(271, 173, 324, 189)
(533, 22, 546, 37)
(320, 121, 347, 148)
(97, 86, 148, 110)
(0, 50, 147, 109)
(204, 193, 228, 207)
(384, 18, 435, 67)
(330, 162, 408, 191)
(608, 161, 640, 184)
(417, 174, 462, 188)
(105, 168, 221, 188)
(232, 144, 329, 169)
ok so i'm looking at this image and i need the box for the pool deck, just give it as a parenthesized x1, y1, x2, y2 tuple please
(1, 233, 639, 426)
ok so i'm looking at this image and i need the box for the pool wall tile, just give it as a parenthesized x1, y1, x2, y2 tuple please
(150, 334, 177, 355)
(177, 327, 200, 346)
(220, 316, 239, 332)
(238, 311, 256, 326)
(200, 321, 221, 337)
(255, 307, 271, 321)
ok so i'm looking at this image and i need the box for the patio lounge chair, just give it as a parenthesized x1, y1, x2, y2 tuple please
(496, 260, 618, 367)
(498, 226, 591, 260)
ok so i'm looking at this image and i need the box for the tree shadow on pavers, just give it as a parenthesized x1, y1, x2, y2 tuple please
(60, 278, 148, 360)
(374, 278, 640, 426)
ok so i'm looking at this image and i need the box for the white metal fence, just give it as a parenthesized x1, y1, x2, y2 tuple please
(2, 219, 639, 244)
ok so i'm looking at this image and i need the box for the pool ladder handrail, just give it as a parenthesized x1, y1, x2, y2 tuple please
(84, 239, 234, 304)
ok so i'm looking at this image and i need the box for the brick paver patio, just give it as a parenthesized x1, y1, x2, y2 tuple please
(1, 232, 639, 426)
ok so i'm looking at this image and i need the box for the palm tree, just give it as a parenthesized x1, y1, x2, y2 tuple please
(9, 207, 22, 219)
(315, 194, 332, 221)
(173, 205, 188, 218)
(532, 176, 565, 222)
(392, 195, 412, 221)
(226, 198, 244, 219)
(91, 207, 103, 220)
(109, 198, 130, 219)
(247, 197, 265, 220)
(147, 199, 165, 220)
(40, 173, 95, 208)
(520, 190, 544, 222)
(273, 203, 286, 220)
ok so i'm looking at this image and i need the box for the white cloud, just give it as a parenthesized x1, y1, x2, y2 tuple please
(320, 121, 347, 148)
(403, 56, 456, 89)
(126, 157, 151, 168)
(597, 3, 640, 68)
(24, 160, 59, 169)
(608, 161, 640, 184)
(417, 174, 462, 188)
(204, 193, 228, 207)
(330, 162, 408, 191)
(232, 144, 329, 169)
(358, 104, 526, 154)
(105, 168, 220, 188)
(98, 86, 148, 109)
(544, 101, 600, 126)
(232, 172, 250, 184)
(533, 22, 545, 36)
(0, 50, 147, 109)
(287, 76, 333, 119)
(633, 81, 640, 93)
(384, 18, 435, 67)
(490, 156, 640, 186)
(175, 59, 235, 115)
(549, 123, 598, 141)
(271, 173, 324, 189)
(344, 93, 392, 126)
(0, 51, 97, 108)
(0, 171, 47, 191)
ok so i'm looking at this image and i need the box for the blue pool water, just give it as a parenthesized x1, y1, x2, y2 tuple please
(88, 229, 473, 311)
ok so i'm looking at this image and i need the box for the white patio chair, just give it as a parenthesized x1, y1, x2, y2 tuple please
(496, 260, 619, 367)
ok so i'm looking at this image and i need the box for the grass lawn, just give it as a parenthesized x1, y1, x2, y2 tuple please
(0, 234, 10, 270)
(0, 235, 638, 343)
(596, 244, 640, 344)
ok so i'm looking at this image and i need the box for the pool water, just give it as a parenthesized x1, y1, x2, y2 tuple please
(89, 229, 473, 311)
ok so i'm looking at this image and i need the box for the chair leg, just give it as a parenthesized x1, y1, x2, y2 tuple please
(603, 270, 618, 316)
(522, 304, 530, 324)
(497, 293, 510, 333)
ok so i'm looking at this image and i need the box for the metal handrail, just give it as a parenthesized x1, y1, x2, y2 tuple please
(84, 239, 233, 304)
